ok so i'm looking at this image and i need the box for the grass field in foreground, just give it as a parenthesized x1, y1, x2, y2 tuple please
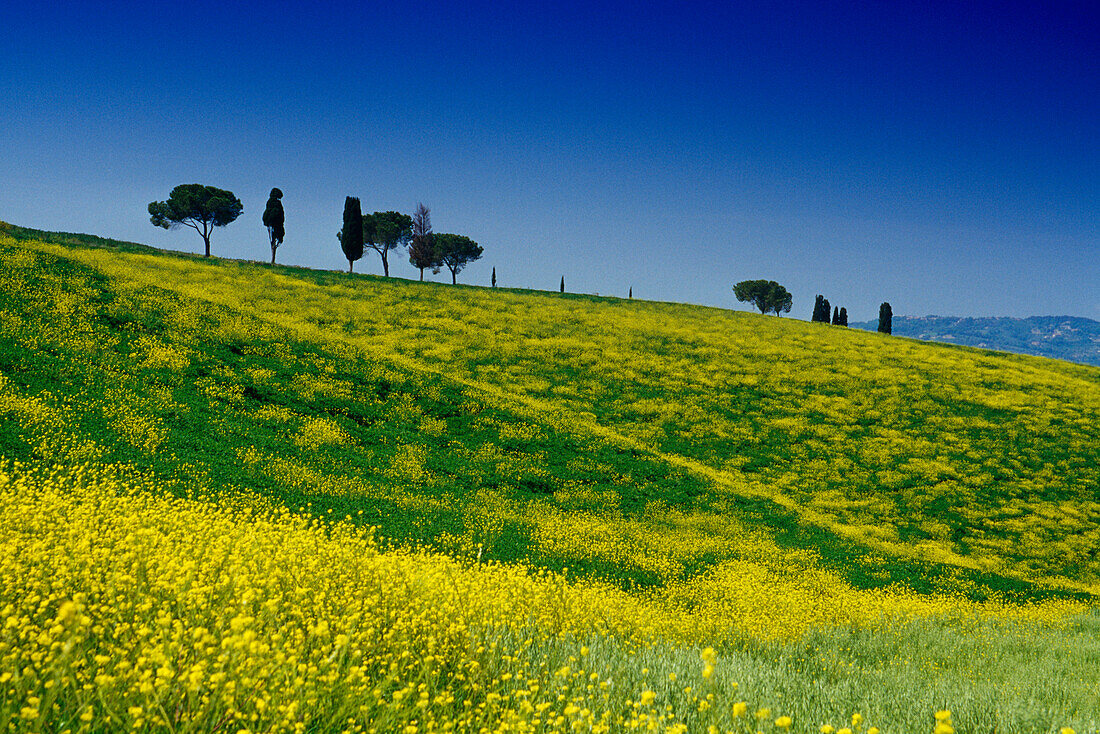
(1, 225, 1099, 732)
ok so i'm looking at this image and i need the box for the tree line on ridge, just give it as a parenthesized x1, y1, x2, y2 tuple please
(148, 184, 484, 285)
(148, 182, 893, 331)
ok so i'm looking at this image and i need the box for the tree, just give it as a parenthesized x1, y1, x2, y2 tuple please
(733, 279, 792, 315)
(832, 306, 840, 325)
(148, 183, 243, 257)
(560, 276, 565, 293)
(838, 307, 848, 327)
(812, 295, 828, 323)
(262, 188, 285, 264)
(408, 203, 438, 281)
(629, 286, 632, 299)
(768, 282, 793, 316)
(434, 233, 483, 284)
(364, 211, 412, 277)
(878, 302, 893, 334)
(491, 267, 497, 287)
(338, 197, 363, 273)
(821, 297, 831, 323)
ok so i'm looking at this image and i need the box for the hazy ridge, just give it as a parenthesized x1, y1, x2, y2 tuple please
(852, 314, 1100, 366)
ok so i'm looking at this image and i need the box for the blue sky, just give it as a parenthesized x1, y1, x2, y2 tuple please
(2, 0, 1097, 320)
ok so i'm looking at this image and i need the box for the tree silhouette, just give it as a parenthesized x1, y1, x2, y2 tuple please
(812, 295, 828, 323)
(768, 282, 793, 316)
(434, 233, 483, 284)
(408, 203, 438, 280)
(733, 279, 792, 315)
(149, 184, 243, 257)
(878, 302, 893, 334)
(364, 210, 412, 277)
(338, 197, 363, 273)
(262, 188, 285, 264)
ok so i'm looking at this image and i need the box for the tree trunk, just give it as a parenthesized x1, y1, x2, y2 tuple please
(451, 269, 456, 284)
(203, 235, 211, 258)
(271, 245, 277, 265)
(419, 268, 424, 281)
(348, 260, 353, 274)
(382, 252, 389, 277)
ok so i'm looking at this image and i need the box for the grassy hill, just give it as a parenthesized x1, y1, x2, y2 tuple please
(2, 223, 1099, 733)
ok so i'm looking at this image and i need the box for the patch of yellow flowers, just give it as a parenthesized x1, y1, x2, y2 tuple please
(2, 460, 789, 733)
(0, 460, 1087, 733)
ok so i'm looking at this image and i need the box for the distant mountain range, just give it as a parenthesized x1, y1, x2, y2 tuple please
(850, 315, 1100, 367)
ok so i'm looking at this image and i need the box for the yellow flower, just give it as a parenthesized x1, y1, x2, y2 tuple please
(639, 690, 656, 706)
(934, 724, 954, 734)
(733, 702, 748, 718)
(935, 711, 952, 722)
(868, 728, 880, 734)
(821, 726, 835, 734)
(851, 713, 863, 727)
(775, 716, 793, 728)
(1060, 728, 1076, 734)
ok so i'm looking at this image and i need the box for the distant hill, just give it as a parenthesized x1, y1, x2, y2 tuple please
(851, 315, 1100, 367)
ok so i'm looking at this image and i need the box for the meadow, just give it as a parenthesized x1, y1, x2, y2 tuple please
(1, 225, 1099, 732)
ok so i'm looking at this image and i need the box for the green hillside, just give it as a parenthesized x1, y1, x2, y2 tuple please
(3, 224, 1100, 732)
(2, 224, 1099, 598)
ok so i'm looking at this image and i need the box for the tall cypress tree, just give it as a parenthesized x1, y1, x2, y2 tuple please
(832, 306, 840, 325)
(812, 294, 826, 322)
(262, 188, 284, 265)
(491, 267, 497, 287)
(838, 307, 848, 327)
(878, 302, 893, 334)
(339, 197, 363, 273)
(629, 286, 632, 299)
(560, 276, 565, 293)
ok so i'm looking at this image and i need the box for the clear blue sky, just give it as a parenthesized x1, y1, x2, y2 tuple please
(2, 0, 1097, 320)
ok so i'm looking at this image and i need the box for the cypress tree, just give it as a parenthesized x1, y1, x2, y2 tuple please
(340, 197, 363, 273)
(821, 298, 831, 324)
(832, 306, 840, 325)
(629, 286, 632, 299)
(492, 267, 497, 287)
(839, 307, 848, 327)
(560, 276, 565, 293)
(262, 187, 285, 265)
(878, 302, 893, 334)
(811, 294, 826, 322)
